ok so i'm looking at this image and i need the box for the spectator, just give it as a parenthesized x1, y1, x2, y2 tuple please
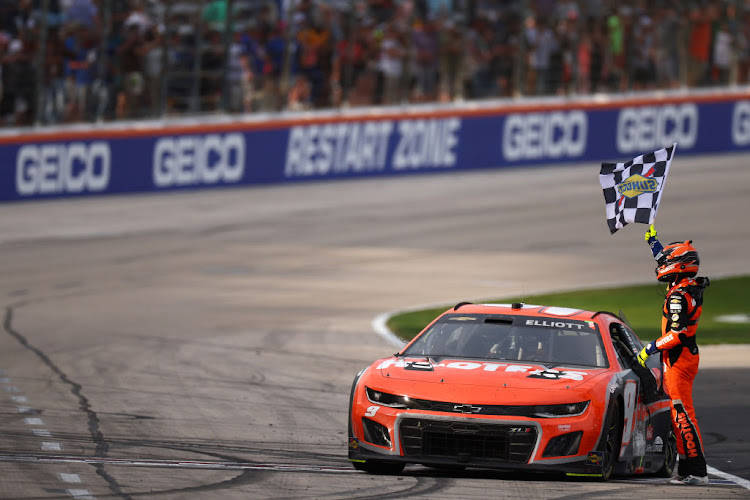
(438, 18, 463, 101)
(41, 27, 67, 123)
(654, 4, 682, 89)
(688, 4, 712, 87)
(64, 0, 101, 33)
(334, 16, 369, 105)
(376, 21, 405, 104)
(712, 20, 733, 85)
(631, 15, 656, 90)
(202, 0, 227, 32)
(466, 21, 494, 99)
(116, 22, 146, 118)
(287, 73, 311, 110)
(123, 0, 154, 36)
(199, 28, 225, 111)
(491, 13, 521, 98)
(1, 33, 36, 125)
(62, 23, 98, 122)
(142, 25, 168, 116)
(736, 11, 750, 84)
(410, 18, 439, 102)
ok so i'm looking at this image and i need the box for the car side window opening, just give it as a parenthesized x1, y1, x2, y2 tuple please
(403, 315, 607, 368)
(610, 321, 662, 402)
(610, 322, 645, 368)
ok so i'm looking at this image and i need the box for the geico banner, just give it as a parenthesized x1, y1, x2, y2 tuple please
(0, 96, 747, 201)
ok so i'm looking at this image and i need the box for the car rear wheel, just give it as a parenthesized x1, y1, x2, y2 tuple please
(656, 429, 678, 477)
(599, 398, 623, 481)
(351, 459, 405, 475)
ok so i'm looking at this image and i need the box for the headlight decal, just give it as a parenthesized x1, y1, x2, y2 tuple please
(532, 400, 590, 418)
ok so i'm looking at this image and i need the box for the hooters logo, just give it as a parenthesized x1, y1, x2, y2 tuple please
(676, 407, 700, 458)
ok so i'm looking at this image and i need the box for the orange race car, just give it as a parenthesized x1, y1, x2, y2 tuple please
(348, 302, 676, 480)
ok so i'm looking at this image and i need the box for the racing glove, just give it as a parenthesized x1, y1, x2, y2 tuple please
(637, 341, 659, 367)
(645, 224, 664, 260)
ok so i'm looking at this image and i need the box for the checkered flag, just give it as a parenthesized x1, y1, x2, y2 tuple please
(599, 144, 675, 234)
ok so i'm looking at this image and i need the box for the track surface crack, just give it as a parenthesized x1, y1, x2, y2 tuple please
(3, 306, 132, 499)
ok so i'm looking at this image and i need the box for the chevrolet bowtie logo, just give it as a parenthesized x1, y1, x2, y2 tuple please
(453, 404, 482, 413)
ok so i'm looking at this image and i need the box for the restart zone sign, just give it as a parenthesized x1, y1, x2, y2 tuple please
(1, 95, 750, 201)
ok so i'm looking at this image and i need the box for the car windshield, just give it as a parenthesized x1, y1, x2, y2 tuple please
(402, 314, 608, 368)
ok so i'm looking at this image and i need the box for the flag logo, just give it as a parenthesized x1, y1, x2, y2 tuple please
(617, 174, 659, 199)
(599, 144, 675, 234)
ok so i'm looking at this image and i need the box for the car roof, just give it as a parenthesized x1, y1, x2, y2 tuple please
(443, 302, 619, 324)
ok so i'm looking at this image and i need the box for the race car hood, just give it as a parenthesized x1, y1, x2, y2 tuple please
(374, 356, 608, 394)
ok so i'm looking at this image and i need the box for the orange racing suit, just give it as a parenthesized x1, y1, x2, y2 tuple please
(654, 276, 709, 478)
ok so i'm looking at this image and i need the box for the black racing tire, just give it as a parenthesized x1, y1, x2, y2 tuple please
(599, 398, 623, 481)
(352, 459, 406, 475)
(656, 429, 678, 477)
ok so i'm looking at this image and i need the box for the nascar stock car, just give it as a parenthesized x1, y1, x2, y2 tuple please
(348, 302, 676, 480)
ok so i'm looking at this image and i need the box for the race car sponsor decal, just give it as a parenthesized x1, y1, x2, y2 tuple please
(404, 359, 434, 371)
(586, 452, 604, 467)
(348, 438, 360, 451)
(632, 412, 647, 457)
(646, 435, 664, 454)
(525, 319, 586, 330)
(655, 334, 674, 348)
(558, 424, 571, 431)
(616, 173, 659, 199)
(653, 436, 664, 453)
(448, 316, 478, 321)
(377, 358, 589, 379)
(527, 369, 589, 381)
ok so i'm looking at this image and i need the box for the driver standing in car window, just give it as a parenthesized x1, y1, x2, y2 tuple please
(637, 224, 710, 486)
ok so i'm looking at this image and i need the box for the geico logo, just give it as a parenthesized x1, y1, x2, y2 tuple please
(153, 133, 245, 187)
(16, 142, 110, 196)
(284, 121, 393, 177)
(731, 101, 750, 145)
(392, 118, 460, 169)
(502, 111, 587, 161)
(616, 104, 697, 153)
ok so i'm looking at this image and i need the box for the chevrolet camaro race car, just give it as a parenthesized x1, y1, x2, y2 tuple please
(348, 302, 677, 480)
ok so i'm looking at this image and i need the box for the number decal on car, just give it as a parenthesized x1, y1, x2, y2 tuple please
(621, 380, 638, 449)
(365, 406, 379, 417)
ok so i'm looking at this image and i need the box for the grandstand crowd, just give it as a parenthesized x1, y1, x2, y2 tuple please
(1, 0, 749, 127)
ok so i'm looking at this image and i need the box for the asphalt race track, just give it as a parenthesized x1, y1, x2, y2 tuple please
(0, 152, 749, 499)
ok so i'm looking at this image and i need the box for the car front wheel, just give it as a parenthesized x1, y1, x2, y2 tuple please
(656, 429, 678, 477)
(599, 398, 623, 481)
